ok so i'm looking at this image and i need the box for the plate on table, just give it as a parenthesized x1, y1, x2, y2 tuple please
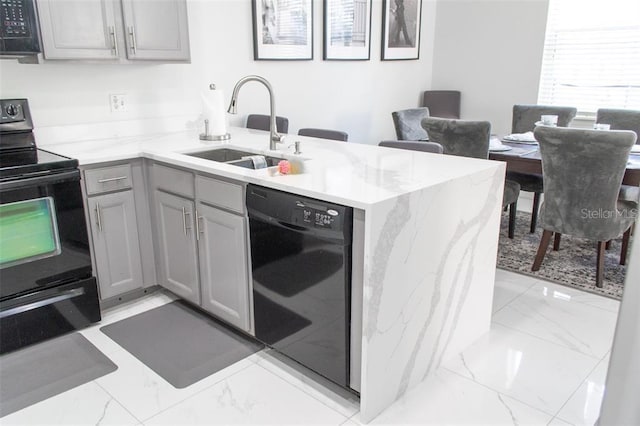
(489, 145, 512, 152)
(502, 132, 537, 144)
(631, 145, 640, 154)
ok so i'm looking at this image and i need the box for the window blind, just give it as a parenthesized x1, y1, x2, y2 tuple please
(537, 0, 640, 114)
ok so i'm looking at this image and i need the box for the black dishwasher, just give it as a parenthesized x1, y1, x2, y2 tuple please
(246, 184, 353, 388)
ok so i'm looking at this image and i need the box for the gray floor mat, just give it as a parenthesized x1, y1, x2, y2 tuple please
(0, 333, 117, 417)
(100, 300, 263, 389)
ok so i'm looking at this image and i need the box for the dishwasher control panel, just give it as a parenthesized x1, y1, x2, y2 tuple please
(246, 184, 353, 241)
(294, 201, 341, 229)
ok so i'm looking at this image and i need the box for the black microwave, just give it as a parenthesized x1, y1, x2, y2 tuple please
(0, 0, 40, 56)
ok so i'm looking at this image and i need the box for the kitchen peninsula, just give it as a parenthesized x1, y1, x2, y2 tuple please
(39, 125, 505, 423)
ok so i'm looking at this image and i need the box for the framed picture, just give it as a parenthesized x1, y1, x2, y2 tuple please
(381, 0, 422, 60)
(252, 0, 314, 60)
(323, 0, 372, 60)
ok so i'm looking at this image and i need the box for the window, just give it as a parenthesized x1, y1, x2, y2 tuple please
(537, 0, 640, 115)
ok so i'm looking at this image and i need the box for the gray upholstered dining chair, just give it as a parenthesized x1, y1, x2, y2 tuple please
(421, 117, 521, 238)
(508, 104, 578, 234)
(391, 108, 430, 141)
(596, 108, 640, 139)
(421, 117, 491, 159)
(379, 140, 444, 153)
(246, 114, 289, 133)
(422, 90, 461, 119)
(596, 108, 640, 203)
(531, 126, 637, 287)
(298, 128, 348, 141)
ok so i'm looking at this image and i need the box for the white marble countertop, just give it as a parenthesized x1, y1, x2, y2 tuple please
(39, 126, 504, 209)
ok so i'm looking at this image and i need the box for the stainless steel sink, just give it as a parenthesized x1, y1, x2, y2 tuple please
(186, 148, 282, 170)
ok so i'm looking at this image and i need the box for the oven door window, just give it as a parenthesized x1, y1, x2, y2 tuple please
(0, 196, 61, 268)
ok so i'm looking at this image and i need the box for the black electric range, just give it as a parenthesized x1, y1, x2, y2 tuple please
(0, 99, 101, 354)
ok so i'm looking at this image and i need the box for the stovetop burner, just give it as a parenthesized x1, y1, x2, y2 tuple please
(1, 99, 78, 181)
(0, 148, 78, 180)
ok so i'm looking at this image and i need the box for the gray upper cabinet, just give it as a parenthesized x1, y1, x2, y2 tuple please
(87, 191, 144, 299)
(197, 202, 250, 331)
(37, 0, 119, 60)
(36, 0, 190, 62)
(120, 0, 190, 61)
(154, 190, 200, 305)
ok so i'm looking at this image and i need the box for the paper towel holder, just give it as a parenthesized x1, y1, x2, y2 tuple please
(200, 118, 230, 141)
(200, 84, 231, 141)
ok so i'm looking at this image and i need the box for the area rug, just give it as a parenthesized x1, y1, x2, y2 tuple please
(100, 300, 263, 389)
(497, 212, 628, 300)
(0, 333, 117, 417)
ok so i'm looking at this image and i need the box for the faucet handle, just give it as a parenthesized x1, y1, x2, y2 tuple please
(274, 133, 286, 144)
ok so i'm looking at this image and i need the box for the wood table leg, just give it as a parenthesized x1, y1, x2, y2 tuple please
(620, 227, 632, 265)
(553, 233, 561, 251)
(530, 192, 541, 234)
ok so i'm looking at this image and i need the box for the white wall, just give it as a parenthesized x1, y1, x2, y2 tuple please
(0, 0, 437, 144)
(599, 213, 640, 425)
(431, 0, 549, 135)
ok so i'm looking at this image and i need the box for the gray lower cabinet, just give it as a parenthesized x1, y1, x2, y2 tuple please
(36, 0, 190, 62)
(197, 202, 250, 331)
(83, 161, 154, 301)
(150, 162, 251, 333)
(154, 190, 200, 304)
(87, 191, 144, 299)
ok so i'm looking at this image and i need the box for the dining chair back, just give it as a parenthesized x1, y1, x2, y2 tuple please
(420, 117, 520, 238)
(298, 128, 349, 141)
(420, 117, 490, 159)
(508, 104, 577, 233)
(532, 126, 637, 286)
(422, 90, 461, 119)
(378, 140, 443, 154)
(246, 114, 289, 133)
(596, 108, 640, 142)
(596, 108, 640, 203)
(391, 108, 430, 141)
(511, 105, 577, 134)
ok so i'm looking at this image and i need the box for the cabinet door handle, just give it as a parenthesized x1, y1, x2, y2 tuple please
(128, 26, 137, 54)
(97, 175, 127, 183)
(184, 210, 192, 234)
(109, 26, 118, 57)
(181, 207, 187, 235)
(95, 202, 102, 232)
(195, 211, 203, 241)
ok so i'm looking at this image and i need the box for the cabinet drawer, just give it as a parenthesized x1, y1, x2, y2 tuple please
(196, 175, 244, 214)
(152, 163, 195, 198)
(85, 164, 133, 195)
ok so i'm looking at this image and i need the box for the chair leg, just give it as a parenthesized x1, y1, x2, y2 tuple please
(532, 230, 553, 271)
(620, 227, 632, 265)
(605, 240, 611, 250)
(553, 233, 561, 251)
(596, 241, 606, 288)
(508, 201, 517, 239)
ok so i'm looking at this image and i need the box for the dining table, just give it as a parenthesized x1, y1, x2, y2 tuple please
(489, 140, 640, 186)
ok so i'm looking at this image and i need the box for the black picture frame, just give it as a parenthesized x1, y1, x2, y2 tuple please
(323, 0, 372, 61)
(381, 0, 422, 60)
(252, 0, 314, 60)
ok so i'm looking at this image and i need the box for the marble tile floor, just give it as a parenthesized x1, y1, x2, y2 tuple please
(2, 269, 619, 426)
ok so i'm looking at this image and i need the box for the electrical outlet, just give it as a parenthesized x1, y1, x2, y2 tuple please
(109, 94, 127, 112)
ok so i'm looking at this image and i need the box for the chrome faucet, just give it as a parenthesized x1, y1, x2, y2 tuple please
(227, 75, 284, 150)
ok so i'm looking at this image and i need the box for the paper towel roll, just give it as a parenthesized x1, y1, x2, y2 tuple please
(201, 88, 227, 136)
